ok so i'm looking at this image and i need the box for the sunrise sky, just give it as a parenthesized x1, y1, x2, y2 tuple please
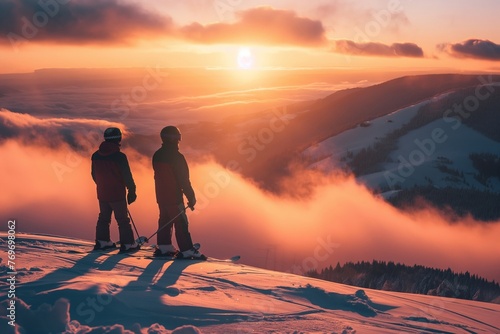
(1, 0, 500, 73)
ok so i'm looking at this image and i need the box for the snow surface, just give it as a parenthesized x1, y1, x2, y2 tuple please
(359, 119, 500, 192)
(302, 90, 500, 194)
(302, 99, 428, 170)
(1, 233, 499, 333)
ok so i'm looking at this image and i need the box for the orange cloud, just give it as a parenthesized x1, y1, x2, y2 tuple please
(179, 6, 327, 46)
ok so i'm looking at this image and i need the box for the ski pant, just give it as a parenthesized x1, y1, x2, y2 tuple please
(157, 203, 193, 252)
(95, 200, 134, 244)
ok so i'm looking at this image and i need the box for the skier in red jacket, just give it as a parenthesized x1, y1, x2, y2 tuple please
(152, 126, 204, 259)
(91, 127, 139, 252)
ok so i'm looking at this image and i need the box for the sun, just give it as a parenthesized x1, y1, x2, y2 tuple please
(237, 47, 254, 70)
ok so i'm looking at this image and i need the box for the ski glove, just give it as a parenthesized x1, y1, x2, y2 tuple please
(188, 198, 196, 211)
(127, 191, 137, 204)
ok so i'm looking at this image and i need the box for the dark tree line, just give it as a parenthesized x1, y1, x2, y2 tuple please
(387, 186, 500, 221)
(307, 260, 500, 304)
(470, 153, 500, 186)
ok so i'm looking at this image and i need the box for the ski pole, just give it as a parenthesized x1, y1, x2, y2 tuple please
(127, 208, 147, 245)
(144, 205, 189, 243)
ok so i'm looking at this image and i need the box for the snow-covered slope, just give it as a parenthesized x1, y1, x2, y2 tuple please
(1, 233, 499, 333)
(360, 118, 500, 192)
(302, 100, 427, 171)
(303, 87, 500, 196)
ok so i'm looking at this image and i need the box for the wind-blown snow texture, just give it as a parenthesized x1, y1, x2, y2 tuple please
(1, 233, 499, 333)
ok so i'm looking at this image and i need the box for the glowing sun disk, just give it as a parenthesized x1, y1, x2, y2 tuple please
(237, 47, 254, 69)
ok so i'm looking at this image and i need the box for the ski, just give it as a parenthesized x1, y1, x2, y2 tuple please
(140, 242, 202, 259)
(207, 255, 241, 263)
(143, 255, 178, 260)
(136, 254, 240, 263)
(138, 243, 239, 262)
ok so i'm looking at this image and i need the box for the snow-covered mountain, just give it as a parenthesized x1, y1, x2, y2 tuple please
(303, 91, 500, 190)
(1, 232, 499, 333)
(301, 75, 500, 218)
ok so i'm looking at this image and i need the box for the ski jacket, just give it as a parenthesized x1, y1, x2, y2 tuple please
(152, 143, 196, 206)
(91, 141, 136, 202)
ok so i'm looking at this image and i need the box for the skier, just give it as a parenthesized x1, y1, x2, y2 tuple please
(152, 126, 204, 259)
(91, 127, 140, 253)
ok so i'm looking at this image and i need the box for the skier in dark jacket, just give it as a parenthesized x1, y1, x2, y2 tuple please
(91, 127, 139, 252)
(152, 126, 204, 259)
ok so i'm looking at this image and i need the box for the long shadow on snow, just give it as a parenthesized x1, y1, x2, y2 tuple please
(16, 247, 398, 330)
(15, 249, 249, 330)
(12, 248, 132, 332)
(18, 249, 118, 308)
(90, 259, 258, 330)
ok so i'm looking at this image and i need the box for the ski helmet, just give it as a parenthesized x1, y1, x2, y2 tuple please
(160, 126, 181, 143)
(104, 127, 122, 142)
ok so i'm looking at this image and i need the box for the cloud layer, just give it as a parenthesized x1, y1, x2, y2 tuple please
(0, 109, 125, 151)
(1, 137, 499, 282)
(439, 39, 500, 61)
(0, 0, 172, 45)
(0, 2, 326, 47)
(333, 40, 424, 58)
(179, 7, 327, 46)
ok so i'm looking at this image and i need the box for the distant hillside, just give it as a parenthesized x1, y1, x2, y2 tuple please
(307, 260, 500, 304)
(211, 74, 500, 192)
(299, 74, 500, 146)
(300, 74, 500, 219)
(345, 84, 500, 176)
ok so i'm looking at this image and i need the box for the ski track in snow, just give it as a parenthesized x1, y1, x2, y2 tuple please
(0, 232, 499, 334)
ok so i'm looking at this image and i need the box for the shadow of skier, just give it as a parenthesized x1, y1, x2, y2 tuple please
(149, 259, 196, 295)
(93, 259, 198, 328)
(120, 258, 196, 296)
(19, 250, 119, 308)
(95, 251, 130, 271)
(102, 258, 249, 330)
